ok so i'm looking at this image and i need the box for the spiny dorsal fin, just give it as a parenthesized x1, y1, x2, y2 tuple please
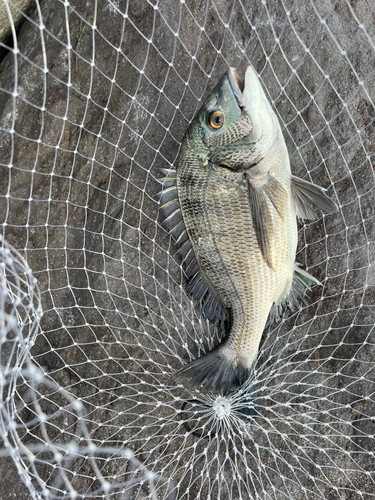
(291, 175, 338, 220)
(159, 168, 229, 325)
(158, 166, 177, 188)
(160, 167, 176, 176)
(186, 267, 229, 324)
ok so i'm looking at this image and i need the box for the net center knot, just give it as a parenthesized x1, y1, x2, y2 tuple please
(213, 396, 231, 419)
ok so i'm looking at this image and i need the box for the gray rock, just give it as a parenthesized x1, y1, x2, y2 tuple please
(0, 0, 35, 44)
(0, 0, 374, 498)
(0, 457, 33, 500)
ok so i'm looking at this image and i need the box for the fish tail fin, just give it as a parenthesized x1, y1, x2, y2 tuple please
(173, 348, 253, 395)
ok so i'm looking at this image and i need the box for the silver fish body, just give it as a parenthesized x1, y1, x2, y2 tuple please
(161, 66, 338, 394)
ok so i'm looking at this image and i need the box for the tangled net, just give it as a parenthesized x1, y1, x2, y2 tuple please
(0, 0, 374, 499)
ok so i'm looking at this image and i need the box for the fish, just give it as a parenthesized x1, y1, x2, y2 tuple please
(160, 66, 338, 395)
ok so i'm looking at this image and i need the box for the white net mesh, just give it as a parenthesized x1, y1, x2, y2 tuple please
(0, 0, 374, 498)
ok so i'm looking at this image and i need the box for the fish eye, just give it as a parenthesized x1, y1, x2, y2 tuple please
(209, 110, 224, 129)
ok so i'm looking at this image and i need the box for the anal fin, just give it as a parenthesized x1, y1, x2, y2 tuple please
(269, 263, 320, 324)
(291, 176, 338, 220)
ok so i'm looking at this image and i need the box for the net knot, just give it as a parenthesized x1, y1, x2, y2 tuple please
(212, 396, 232, 419)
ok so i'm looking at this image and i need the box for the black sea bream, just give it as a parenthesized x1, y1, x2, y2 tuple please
(161, 66, 338, 394)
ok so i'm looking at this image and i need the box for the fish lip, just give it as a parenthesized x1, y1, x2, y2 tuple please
(242, 66, 272, 114)
(226, 67, 244, 107)
(227, 66, 262, 110)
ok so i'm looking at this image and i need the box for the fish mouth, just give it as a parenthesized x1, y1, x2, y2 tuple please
(226, 66, 262, 110)
(226, 67, 244, 106)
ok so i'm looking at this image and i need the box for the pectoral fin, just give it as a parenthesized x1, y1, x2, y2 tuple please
(264, 175, 287, 219)
(247, 174, 287, 269)
(291, 176, 338, 220)
(247, 179, 274, 269)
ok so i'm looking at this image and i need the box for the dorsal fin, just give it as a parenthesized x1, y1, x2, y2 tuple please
(159, 169, 229, 325)
(185, 267, 229, 324)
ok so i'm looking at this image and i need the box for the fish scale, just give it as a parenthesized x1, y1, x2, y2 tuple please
(161, 66, 338, 394)
(179, 149, 292, 367)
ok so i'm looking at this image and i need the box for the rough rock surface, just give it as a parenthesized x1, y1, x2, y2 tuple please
(0, 0, 36, 44)
(0, 0, 374, 498)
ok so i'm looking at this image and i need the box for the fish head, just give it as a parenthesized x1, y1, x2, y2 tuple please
(185, 66, 279, 169)
(182, 66, 279, 169)
(181, 69, 243, 164)
(196, 69, 243, 141)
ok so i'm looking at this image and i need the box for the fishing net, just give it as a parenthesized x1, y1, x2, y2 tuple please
(0, 0, 374, 498)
